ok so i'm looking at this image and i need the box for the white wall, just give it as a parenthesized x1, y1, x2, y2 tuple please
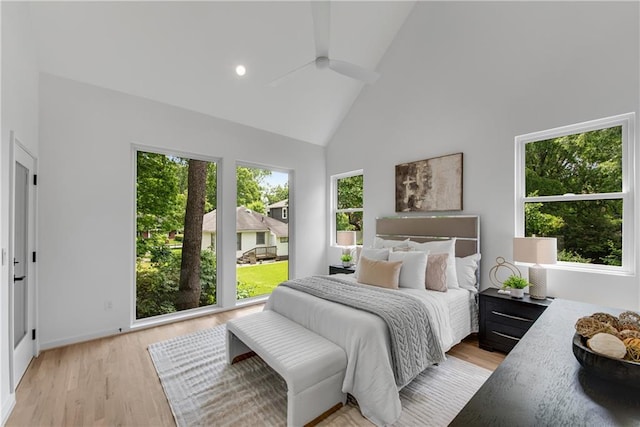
(327, 1, 640, 309)
(38, 74, 326, 349)
(1, 2, 39, 422)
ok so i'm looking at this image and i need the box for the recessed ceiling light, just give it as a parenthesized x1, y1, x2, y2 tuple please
(235, 65, 246, 77)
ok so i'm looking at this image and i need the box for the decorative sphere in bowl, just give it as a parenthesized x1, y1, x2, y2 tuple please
(572, 333, 640, 388)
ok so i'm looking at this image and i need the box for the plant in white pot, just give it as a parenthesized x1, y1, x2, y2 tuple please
(502, 275, 530, 299)
(340, 253, 353, 267)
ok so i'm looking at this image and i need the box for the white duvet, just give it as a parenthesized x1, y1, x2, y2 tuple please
(264, 275, 475, 426)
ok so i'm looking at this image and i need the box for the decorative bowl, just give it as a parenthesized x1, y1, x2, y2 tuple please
(572, 333, 640, 388)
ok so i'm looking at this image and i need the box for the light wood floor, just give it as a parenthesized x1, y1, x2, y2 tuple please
(7, 304, 504, 427)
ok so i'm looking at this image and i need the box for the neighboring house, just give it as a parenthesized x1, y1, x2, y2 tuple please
(202, 206, 289, 261)
(267, 199, 288, 224)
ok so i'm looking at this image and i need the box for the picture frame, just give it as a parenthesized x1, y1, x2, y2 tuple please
(395, 152, 463, 212)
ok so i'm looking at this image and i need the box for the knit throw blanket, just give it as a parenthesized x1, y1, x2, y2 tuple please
(280, 276, 445, 388)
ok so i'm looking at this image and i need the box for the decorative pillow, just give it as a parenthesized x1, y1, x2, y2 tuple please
(455, 253, 481, 292)
(408, 238, 459, 288)
(388, 251, 429, 289)
(373, 237, 410, 250)
(426, 253, 448, 292)
(357, 256, 402, 289)
(355, 248, 390, 278)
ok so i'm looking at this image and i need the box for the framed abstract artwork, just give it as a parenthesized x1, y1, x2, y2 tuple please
(395, 152, 463, 212)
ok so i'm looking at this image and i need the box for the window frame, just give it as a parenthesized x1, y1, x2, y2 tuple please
(132, 144, 221, 327)
(514, 113, 636, 275)
(331, 169, 364, 247)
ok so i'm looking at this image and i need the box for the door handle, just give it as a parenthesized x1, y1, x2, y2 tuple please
(14, 276, 25, 282)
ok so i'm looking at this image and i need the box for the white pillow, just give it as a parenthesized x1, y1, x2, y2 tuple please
(456, 253, 481, 292)
(373, 237, 410, 250)
(408, 238, 459, 288)
(388, 251, 429, 289)
(355, 247, 390, 278)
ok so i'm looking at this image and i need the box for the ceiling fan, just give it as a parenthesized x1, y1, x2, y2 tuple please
(269, 1, 380, 87)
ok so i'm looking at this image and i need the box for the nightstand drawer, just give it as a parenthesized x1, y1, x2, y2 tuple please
(329, 265, 355, 275)
(484, 300, 544, 330)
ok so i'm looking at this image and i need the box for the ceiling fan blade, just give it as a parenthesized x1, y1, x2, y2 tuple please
(268, 59, 316, 87)
(311, 1, 330, 58)
(328, 59, 380, 85)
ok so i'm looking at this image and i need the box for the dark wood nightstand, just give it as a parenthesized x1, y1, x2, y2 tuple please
(329, 264, 356, 275)
(479, 288, 552, 354)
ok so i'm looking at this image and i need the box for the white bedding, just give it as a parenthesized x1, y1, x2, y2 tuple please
(264, 274, 477, 426)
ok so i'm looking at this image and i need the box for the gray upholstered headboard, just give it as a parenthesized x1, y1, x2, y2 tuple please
(375, 215, 480, 257)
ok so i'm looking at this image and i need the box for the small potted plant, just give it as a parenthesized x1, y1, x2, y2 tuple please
(502, 275, 530, 299)
(340, 253, 353, 267)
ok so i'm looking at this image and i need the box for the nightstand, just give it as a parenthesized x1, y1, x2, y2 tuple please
(479, 288, 553, 354)
(329, 264, 356, 275)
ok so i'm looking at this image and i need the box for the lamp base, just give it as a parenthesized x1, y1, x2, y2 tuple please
(528, 265, 547, 300)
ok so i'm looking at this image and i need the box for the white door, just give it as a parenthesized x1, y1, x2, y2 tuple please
(10, 134, 37, 390)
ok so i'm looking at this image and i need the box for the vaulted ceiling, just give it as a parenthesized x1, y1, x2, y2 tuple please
(28, 1, 415, 145)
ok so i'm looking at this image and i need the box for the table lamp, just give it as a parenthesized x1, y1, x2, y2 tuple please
(513, 237, 557, 300)
(336, 230, 356, 256)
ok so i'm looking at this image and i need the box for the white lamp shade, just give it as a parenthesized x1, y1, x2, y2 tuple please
(336, 230, 356, 247)
(513, 237, 557, 265)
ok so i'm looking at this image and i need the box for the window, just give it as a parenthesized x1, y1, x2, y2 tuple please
(332, 171, 364, 245)
(515, 113, 635, 273)
(135, 149, 218, 320)
(237, 233, 242, 251)
(236, 165, 289, 300)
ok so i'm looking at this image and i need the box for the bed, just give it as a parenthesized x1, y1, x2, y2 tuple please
(264, 215, 480, 426)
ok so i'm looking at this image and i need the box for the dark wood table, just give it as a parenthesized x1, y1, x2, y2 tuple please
(451, 298, 640, 426)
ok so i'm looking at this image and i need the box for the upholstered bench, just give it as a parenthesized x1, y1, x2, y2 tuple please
(226, 310, 347, 426)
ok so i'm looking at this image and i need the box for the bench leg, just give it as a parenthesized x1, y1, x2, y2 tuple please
(287, 371, 347, 427)
(226, 328, 253, 365)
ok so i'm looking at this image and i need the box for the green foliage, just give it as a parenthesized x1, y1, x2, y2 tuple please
(557, 249, 592, 264)
(265, 183, 289, 206)
(237, 166, 271, 208)
(502, 275, 529, 290)
(336, 175, 364, 236)
(235, 281, 254, 300)
(135, 248, 218, 319)
(247, 200, 266, 215)
(524, 126, 623, 266)
(337, 175, 363, 209)
(136, 152, 181, 233)
(340, 254, 353, 262)
(525, 199, 564, 236)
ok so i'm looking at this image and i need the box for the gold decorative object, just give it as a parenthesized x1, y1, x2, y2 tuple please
(620, 330, 640, 340)
(591, 312, 621, 331)
(488, 257, 522, 288)
(575, 316, 618, 339)
(623, 338, 640, 362)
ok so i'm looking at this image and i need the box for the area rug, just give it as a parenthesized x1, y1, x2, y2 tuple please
(148, 324, 491, 426)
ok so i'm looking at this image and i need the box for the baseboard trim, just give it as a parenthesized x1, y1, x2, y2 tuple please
(1, 393, 16, 426)
(39, 328, 123, 351)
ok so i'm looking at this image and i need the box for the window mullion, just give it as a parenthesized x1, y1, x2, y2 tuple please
(525, 192, 625, 203)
